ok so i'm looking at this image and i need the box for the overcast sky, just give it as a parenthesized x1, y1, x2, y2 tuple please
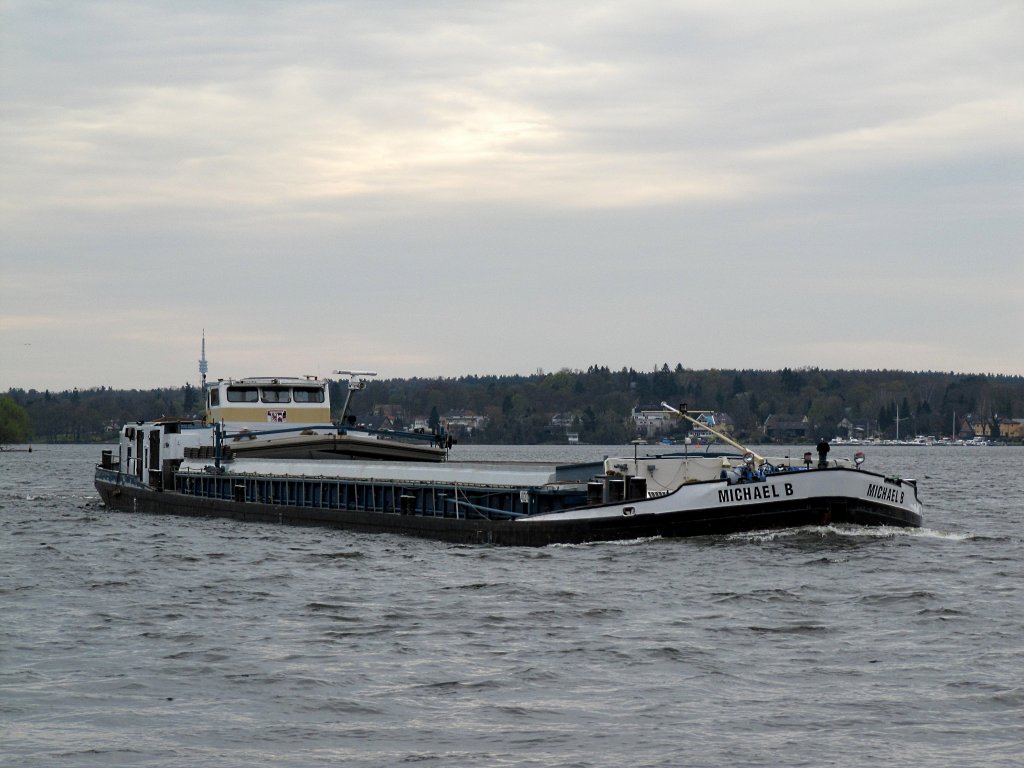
(2, 0, 1021, 392)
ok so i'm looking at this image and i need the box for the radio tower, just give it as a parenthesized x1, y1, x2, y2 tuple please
(199, 330, 208, 388)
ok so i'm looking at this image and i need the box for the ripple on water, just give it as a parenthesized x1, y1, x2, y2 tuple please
(1, 445, 1022, 768)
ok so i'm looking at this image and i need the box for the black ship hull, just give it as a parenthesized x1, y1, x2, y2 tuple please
(95, 467, 922, 547)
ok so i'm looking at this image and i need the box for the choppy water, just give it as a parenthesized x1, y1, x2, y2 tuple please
(2, 444, 1022, 767)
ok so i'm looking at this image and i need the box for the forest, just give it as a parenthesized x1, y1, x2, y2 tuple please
(3, 365, 1024, 445)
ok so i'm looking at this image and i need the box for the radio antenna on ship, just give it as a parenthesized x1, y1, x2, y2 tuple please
(332, 370, 377, 423)
(199, 330, 209, 389)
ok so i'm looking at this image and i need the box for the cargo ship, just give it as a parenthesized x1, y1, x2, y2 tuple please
(94, 371, 923, 545)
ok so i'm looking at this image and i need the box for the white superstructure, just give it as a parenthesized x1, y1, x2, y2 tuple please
(206, 376, 333, 433)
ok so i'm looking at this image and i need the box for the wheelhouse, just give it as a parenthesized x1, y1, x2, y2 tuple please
(206, 377, 332, 432)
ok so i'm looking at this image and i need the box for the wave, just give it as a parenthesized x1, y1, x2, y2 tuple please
(728, 523, 980, 543)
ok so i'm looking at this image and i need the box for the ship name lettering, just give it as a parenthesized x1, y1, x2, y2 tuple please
(717, 482, 795, 504)
(866, 483, 905, 504)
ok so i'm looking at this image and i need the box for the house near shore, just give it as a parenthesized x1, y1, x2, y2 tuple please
(443, 411, 488, 436)
(631, 404, 676, 438)
(967, 415, 1024, 441)
(631, 404, 732, 441)
(763, 414, 812, 442)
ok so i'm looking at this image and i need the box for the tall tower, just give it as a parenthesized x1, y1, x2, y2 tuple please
(199, 330, 208, 388)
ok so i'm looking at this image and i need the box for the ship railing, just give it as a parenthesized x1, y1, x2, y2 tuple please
(223, 424, 336, 439)
(449, 485, 527, 519)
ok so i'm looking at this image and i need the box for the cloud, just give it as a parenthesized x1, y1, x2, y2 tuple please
(0, 315, 63, 332)
(747, 97, 1024, 173)
(1, 0, 1022, 389)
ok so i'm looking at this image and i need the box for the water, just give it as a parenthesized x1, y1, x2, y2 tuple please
(2, 444, 1022, 767)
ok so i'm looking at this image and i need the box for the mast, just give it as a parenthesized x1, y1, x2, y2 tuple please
(332, 370, 377, 424)
(199, 330, 208, 389)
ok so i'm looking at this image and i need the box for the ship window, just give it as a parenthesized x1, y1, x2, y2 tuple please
(261, 387, 291, 403)
(209, 389, 220, 406)
(293, 387, 325, 403)
(227, 387, 259, 403)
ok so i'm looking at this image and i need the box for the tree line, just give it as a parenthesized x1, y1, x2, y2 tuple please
(3, 366, 1023, 445)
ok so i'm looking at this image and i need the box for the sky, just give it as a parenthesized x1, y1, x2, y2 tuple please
(2, 0, 1022, 392)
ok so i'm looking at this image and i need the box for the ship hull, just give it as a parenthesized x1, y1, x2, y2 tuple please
(94, 464, 922, 547)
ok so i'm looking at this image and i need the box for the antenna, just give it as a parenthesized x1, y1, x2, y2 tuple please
(199, 330, 208, 388)
(333, 370, 377, 390)
(332, 370, 377, 421)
